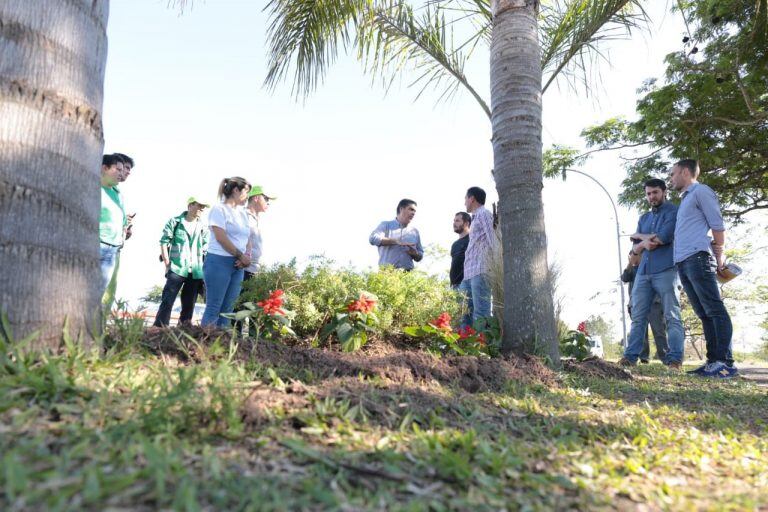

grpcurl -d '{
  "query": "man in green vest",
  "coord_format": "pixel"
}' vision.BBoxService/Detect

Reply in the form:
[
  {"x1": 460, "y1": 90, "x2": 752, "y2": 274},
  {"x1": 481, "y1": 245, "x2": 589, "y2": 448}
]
[
  {"x1": 99, "y1": 154, "x2": 126, "y2": 296},
  {"x1": 153, "y1": 197, "x2": 210, "y2": 326}
]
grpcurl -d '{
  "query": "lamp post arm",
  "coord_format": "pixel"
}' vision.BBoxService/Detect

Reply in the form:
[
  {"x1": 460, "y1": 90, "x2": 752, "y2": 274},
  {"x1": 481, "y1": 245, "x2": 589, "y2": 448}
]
[{"x1": 564, "y1": 169, "x2": 629, "y2": 348}]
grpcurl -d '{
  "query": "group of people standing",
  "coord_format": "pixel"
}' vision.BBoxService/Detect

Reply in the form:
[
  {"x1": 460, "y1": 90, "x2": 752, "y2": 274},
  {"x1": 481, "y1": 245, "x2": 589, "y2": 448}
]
[
  {"x1": 618, "y1": 159, "x2": 737, "y2": 378},
  {"x1": 98, "y1": 162, "x2": 273, "y2": 328},
  {"x1": 100, "y1": 156, "x2": 735, "y2": 377},
  {"x1": 369, "y1": 186, "x2": 498, "y2": 328}
]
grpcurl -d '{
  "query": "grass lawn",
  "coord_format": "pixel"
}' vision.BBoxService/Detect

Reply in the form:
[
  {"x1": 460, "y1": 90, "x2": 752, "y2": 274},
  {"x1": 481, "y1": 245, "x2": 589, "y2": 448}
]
[{"x1": 1, "y1": 325, "x2": 766, "y2": 511}]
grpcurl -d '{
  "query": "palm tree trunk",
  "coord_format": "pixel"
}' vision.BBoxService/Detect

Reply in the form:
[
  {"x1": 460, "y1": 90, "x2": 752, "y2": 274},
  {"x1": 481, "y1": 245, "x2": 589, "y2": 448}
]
[
  {"x1": 0, "y1": 1, "x2": 109, "y2": 348},
  {"x1": 490, "y1": 0, "x2": 560, "y2": 364}
]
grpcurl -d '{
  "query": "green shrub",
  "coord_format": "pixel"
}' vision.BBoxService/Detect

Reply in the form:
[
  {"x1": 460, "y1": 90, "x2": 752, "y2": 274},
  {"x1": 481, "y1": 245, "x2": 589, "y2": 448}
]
[
  {"x1": 237, "y1": 258, "x2": 462, "y2": 339},
  {"x1": 559, "y1": 330, "x2": 591, "y2": 361}
]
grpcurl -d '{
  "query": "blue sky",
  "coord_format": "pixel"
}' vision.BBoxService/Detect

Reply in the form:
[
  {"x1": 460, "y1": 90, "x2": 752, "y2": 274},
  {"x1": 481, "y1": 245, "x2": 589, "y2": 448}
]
[{"x1": 102, "y1": 0, "x2": 766, "y2": 348}]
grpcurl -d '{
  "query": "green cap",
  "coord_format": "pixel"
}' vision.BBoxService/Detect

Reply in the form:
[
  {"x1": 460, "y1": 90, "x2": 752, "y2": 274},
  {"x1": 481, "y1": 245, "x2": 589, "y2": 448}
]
[
  {"x1": 248, "y1": 185, "x2": 276, "y2": 200},
  {"x1": 187, "y1": 196, "x2": 210, "y2": 208}
]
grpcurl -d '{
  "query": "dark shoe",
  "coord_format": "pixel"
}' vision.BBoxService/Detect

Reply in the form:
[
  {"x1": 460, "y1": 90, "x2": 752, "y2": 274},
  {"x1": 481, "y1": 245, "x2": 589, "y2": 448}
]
[
  {"x1": 686, "y1": 363, "x2": 708, "y2": 375},
  {"x1": 665, "y1": 361, "x2": 682, "y2": 371},
  {"x1": 701, "y1": 361, "x2": 738, "y2": 379},
  {"x1": 618, "y1": 357, "x2": 636, "y2": 367},
  {"x1": 640, "y1": 359, "x2": 650, "y2": 364}
]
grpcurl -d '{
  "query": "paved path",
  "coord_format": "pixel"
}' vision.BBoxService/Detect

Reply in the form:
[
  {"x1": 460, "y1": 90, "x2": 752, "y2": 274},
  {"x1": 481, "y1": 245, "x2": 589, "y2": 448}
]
[{"x1": 739, "y1": 365, "x2": 768, "y2": 387}]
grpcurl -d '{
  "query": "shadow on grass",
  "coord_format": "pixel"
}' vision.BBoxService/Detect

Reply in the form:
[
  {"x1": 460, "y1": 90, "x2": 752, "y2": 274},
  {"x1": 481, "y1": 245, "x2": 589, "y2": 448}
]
[{"x1": 563, "y1": 367, "x2": 768, "y2": 436}]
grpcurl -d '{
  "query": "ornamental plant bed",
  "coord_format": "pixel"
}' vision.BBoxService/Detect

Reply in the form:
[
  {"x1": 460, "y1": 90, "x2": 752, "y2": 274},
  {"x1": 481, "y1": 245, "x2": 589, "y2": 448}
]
[{"x1": 137, "y1": 326, "x2": 558, "y2": 393}]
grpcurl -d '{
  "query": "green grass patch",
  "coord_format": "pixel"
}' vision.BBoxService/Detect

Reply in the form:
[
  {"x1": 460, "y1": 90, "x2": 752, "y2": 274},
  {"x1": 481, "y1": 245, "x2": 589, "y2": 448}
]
[{"x1": 1, "y1": 335, "x2": 766, "y2": 510}]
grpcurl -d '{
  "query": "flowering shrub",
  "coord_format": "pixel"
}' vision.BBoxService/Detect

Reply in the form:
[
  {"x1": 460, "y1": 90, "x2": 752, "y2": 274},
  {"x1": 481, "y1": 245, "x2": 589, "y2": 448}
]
[
  {"x1": 560, "y1": 321, "x2": 591, "y2": 361},
  {"x1": 403, "y1": 313, "x2": 492, "y2": 357},
  {"x1": 321, "y1": 292, "x2": 380, "y2": 352},
  {"x1": 237, "y1": 259, "x2": 461, "y2": 337},
  {"x1": 227, "y1": 289, "x2": 295, "y2": 340}
]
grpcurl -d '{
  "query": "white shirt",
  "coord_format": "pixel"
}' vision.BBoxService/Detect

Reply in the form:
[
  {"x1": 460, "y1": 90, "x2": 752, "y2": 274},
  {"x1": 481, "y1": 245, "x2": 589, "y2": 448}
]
[
  {"x1": 246, "y1": 211, "x2": 263, "y2": 273},
  {"x1": 181, "y1": 218, "x2": 199, "y2": 241},
  {"x1": 207, "y1": 203, "x2": 250, "y2": 256}
]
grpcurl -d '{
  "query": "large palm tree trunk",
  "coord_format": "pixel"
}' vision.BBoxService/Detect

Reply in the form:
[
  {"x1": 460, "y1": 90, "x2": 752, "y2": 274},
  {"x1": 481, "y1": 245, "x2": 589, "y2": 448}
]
[
  {"x1": 490, "y1": 0, "x2": 560, "y2": 363},
  {"x1": 0, "y1": 1, "x2": 109, "y2": 348}
]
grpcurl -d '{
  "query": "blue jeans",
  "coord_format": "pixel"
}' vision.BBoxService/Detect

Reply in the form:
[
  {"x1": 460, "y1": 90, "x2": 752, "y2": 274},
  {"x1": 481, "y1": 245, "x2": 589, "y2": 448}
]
[
  {"x1": 459, "y1": 274, "x2": 492, "y2": 327},
  {"x1": 202, "y1": 254, "x2": 244, "y2": 327},
  {"x1": 638, "y1": 299, "x2": 668, "y2": 361},
  {"x1": 623, "y1": 268, "x2": 684, "y2": 363},
  {"x1": 99, "y1": 243, "x2": 120, "y2": 294},
  {"x1": 677, "y1": 252, "x2": 733, "y2": 365}
]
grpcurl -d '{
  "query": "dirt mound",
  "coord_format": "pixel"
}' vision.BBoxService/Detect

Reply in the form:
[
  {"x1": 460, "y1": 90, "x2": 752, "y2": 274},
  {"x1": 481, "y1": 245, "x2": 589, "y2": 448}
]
[
  {"x1": 139, "y1": 326, "x2": 557, "y2": 393},
  {"x1": 563, "y1": 357, "x2": 633, "y2": 381}
]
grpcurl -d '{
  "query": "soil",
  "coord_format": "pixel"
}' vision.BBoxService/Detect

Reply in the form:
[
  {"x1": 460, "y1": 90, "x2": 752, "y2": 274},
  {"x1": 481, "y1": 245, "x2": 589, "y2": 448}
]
[
  {"x1": 562, "y1": 357, "x2": 634, "y2": 381},
  {"x1": 138, "y1": 326, "x2": 558, "y2": 393}
]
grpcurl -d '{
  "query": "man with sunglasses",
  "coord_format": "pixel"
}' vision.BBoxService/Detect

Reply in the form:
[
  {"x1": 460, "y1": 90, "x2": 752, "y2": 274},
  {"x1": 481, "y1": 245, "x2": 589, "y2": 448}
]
[{"x1": 244, "y1": 185, "x2": 275, "y2": 280}]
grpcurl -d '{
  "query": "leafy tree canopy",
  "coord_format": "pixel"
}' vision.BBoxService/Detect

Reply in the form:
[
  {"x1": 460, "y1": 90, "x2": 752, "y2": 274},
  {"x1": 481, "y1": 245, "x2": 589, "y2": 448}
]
[{"x1": 545, "y1": 0, "x2": 768, "y2": 220}]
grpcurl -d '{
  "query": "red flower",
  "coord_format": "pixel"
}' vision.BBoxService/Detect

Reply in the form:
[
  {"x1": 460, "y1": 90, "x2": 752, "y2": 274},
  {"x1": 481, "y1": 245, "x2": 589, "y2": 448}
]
[
  {"x1": 257, "y1": 289, "x2": 286, "y2": 316},
  {"x1": 458, "y1": 326, "x2": 476, "y2": 339},
  {"x1": 432, "y1": 312, "x2": 452, "y2": 332},
  {"x1": 477, "y1": 332, "x2": 486, "y2": 345},
  {"x1": 347, "y1": 294, "x2": 377, "y2": 314},
  {"x1": 577, "y1": 321, "x2": 589, "y2": 336}
]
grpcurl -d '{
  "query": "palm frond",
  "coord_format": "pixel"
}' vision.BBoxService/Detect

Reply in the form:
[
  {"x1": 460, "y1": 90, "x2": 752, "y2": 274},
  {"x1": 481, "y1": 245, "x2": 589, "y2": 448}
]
[
  {"x1": 539, "y1": 0, "x2": 649, "y2": 94},
  {"x1": 359, "y1": 2, "x2": 491, "y2": 117},
  {"x1": 264, "y1": 0, "x2": 369, "y2": 97}
]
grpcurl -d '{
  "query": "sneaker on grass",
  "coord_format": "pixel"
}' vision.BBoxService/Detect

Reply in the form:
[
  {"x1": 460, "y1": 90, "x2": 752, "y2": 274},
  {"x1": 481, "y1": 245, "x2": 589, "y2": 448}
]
[
  {"x1": 700, "y1": 361, "x2": 739, "y2": 379},
  {"x1": 618, "y1": 357, "x2": 636, "y2": 367},
  {"x1": 686, "y1": 363, "x2": 708, "y2": 375}
]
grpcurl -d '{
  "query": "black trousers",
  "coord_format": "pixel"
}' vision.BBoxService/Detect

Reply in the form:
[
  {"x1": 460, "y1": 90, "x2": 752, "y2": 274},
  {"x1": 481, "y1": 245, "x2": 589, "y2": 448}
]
[{"x1": 153, "y1": 271, "x2": 203, "y2": 327}]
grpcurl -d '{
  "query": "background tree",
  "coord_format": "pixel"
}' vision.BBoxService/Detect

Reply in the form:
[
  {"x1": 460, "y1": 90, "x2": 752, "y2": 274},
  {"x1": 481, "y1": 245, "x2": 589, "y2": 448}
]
[
  {"x1": 545, "y1": 0, "x2": 767, "y2": 219},
  {"x1": 0, "y1": 1, "x2": 109, "y2": 347},
  {"x1": 264, "y1": 0, "x2": 645, "y2": 361}
]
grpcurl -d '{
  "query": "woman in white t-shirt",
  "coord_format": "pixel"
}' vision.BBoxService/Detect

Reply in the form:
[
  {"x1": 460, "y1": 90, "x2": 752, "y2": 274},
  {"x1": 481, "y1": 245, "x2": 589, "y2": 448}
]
[{"x1": 201, "y1": 176, "x2": 252, "y2": 327}]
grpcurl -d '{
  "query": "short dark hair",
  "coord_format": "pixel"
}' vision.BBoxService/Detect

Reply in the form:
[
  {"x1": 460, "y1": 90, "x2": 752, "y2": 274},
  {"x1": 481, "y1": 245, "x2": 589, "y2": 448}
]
[
  {"x1": 113, "y1": 153, "x2": 135, "y2": 167},
  {"x1": 675, "y1": 159, "x2": 700, "y2": 178},
  {"x1": 455, "y1": 211, "x2": 472, "y2": 225},
  {"x1": 397, "y1": 199, "x2": 417, "y2": 214},
  {"x1": 466, "y1": 186, "x2": 486, "y2": 205},
  {"x1": 102, "y1": 154, "x2": 122, "y2": 167},
  {"x1": 643, "y1": 178, "x2": 666, "y2": 191}
]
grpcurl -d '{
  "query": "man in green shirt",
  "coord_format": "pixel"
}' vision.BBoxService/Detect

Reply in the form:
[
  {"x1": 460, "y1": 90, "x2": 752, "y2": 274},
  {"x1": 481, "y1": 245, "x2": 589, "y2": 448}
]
[
  {"x1": 99, "y1": 154, "x2": 126, "y2": 295},
  {"x1": 101, "y1": 153, "x2": 135, "y2": 311},
  {"x1": 153, "y1": 197, "x2": 210, "y2": 326}
]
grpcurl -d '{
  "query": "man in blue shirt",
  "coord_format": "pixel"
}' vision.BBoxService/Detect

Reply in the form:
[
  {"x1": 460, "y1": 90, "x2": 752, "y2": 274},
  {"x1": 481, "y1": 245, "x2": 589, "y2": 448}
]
[
  {"x1": 369, "y1": 199, "x2": 424, "y2": 270},
  {"x1": 620, "y1": 179, "x2": 684, "y2": 368},
  {"x1": 669, "y1": 159, "x2": 737, "y2": 378}
]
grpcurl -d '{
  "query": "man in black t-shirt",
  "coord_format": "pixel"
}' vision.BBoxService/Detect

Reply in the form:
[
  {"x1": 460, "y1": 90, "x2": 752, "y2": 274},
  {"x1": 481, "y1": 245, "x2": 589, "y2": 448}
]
[{"x1": 449, "y1": 212, "x2": 471, "y2": 288}]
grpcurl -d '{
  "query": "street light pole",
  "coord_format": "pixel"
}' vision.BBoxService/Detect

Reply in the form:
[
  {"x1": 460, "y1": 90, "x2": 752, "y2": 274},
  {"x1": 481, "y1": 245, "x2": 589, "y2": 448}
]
[{"x1": 564, "y1": 169, "x2": 628, "y2": 347}]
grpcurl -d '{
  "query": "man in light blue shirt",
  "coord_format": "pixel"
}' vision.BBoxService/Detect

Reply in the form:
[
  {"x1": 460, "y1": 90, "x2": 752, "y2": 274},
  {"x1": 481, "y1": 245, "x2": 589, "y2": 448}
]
[
  {"x1": 369, "y1": 199, "x2": 424, "y2": 270},
  {"x1": 669, "y1": 159, "x2": 736, "y2": 378}
]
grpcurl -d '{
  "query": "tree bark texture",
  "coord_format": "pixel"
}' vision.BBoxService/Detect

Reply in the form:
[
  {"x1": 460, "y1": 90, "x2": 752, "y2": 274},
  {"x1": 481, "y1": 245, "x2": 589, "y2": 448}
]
[
  {"x1": 489, "y1": 0, "x2": 560, "y2": 363},
  {"x1": 0, "y1": 0, "x2": 109, "y2": 347}
]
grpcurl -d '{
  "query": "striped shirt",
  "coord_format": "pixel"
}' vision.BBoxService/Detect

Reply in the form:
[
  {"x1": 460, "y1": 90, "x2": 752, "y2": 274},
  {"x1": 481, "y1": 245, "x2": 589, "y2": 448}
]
[{"x1": 463, "y1": 205, "x2": 496, "y2": 281}]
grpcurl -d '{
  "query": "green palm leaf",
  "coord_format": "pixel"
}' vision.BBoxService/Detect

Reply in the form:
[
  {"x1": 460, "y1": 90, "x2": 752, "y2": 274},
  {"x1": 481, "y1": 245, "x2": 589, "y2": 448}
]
[
  {"x1": 540, "y1": 0, "x2": 649, "y2": 93},
  {"x1": 264, "y1": 0, "x2": 647, "y2": 110}
]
